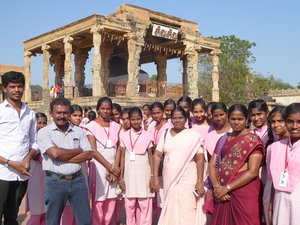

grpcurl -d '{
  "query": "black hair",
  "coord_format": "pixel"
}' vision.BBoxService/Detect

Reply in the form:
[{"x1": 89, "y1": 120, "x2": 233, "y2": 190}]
[
  {"x1": 192, "y1": 98, "x2": 207, "y2": 111},
  {"x1": 284, "y1": 103, "x2": 300, "y2": 120},
  {"x1": 96, "y1": 97, "x2": 112, "y2": 111},
  {"x1": 112, "y1": 103, "x2": 122, "y2": 114},
  {"x1": 228, "y1": 104, "x2": 248, "y2": 119},
  {"x1": 36, "y1": 112, "x2": 47, "y2": 120},
  {"x1": 121, "y1": 107, "x2": 130, "y2": 116},
  {"x1": 1, "y1": 71, "x2": 25, "y2": 88},
  {"x1": 88, "y1": 110, "x2": 97, "y2": 121},
  {"x1": 70, "y1": 104, "x2": 83, "y2": 114},
  {"x1": 211, "y1": 102, "x2": 228, "y2": 115},
  {"x1": 177, "y1": 96, "x2": 192, "y2": 109},
  {"x1": 150, "y1": 102, "x2": 164, "y2": 111},
  {"x1": 128, "y1": 107, "x2": 143, "y2": 119},
  {"x1": 248, "y1": 99, "x2": 268, "y2": 113},
  {"x1": 84, "y1": 106, "x2": 92, "y2": 113},
  {"x1": 207, "y1": 101, "x2": 217, "y2": 110},
  {"x1": 171, "y1": 106, "x2": 188, "y2": 120},
  {"x1": 142, "y1": 104, "x2": 150, "y2": 109},
  {"x1": 50, "y1": 97, "x2": 71, "y2": 112},
  {"x1": 164, "y1": 99, "x2": 176, "y2": 109},
  {"x1": 266, "y1": 105, "x2": 286, "y2": 148}
]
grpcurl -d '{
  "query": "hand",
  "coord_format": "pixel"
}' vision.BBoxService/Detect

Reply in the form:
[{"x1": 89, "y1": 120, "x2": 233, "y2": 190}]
[
  {"x1": 151, "y1": 176, "x2": 160, "y2": 193},
  {"x1": 119, "y1": 179, "x2": 126, "y2": 192},
  {"x1": 213, "y1": 185, "x2": 229, "y2": 199},
  {"x1": 220, "y1": 194, "x2": 231, "y2": 201},
  {"x1": 22, "y1": 157, "x2": 31, "y2": 171},
  {"x1": 9, "y1": 161, "x2": 32, "y2": 177},
  {"x1": 110, "y1": 174, "x2": 118, "y2": 183},
  {"x1": 112, "y1": 166, "x2": 121, "y2": 177},
  {"x1": 195, "y1": 181, "x2": 205, "y2": 198}
]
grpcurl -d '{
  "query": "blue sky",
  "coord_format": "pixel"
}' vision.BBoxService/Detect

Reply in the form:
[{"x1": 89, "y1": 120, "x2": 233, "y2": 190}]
[{"x1": 1, "y1": 0, "x2": 299, "y2": 87}]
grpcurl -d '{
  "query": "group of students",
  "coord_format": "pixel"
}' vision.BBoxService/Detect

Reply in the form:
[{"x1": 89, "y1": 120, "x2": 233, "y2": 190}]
[{"x1": 23, "y1": 94, "x2": 300, "y2": 225}]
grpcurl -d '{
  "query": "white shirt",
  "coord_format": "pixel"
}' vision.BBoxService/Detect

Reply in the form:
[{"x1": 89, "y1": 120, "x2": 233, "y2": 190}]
[{"x1": 0, "y1": 99, "x2": 37, "y2": 181}]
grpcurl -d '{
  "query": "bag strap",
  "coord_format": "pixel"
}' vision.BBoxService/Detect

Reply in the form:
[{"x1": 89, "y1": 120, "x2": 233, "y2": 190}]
[{"x1": 164, "y1": 128, "x2": 168, "y2": 141}]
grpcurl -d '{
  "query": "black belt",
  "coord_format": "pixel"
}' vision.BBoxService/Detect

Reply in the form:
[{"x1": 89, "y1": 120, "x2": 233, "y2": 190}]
[{"x1": 46, "y1": 170, "x2": 82, "y2": 180}]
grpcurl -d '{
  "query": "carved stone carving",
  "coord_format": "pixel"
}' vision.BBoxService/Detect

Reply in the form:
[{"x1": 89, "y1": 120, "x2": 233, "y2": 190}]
[
  {"x1": 42, "y1": 44, "x2": 51, "y2": 100},
  {"x1": 63, "y1": 36, "x2": 74, "y2": 98},
  {"x1": 74, "y1": 47, "x2": 90, "y2": 95},
  {"x1": 155, "y1": 55, "x2": 167, "y2": 97},
  {"x1": 24, "y1": 50, "x2": 32, "y2": 102},
  {"x1": 210, "y1": 49, "x2": 221, "y2": 101}
]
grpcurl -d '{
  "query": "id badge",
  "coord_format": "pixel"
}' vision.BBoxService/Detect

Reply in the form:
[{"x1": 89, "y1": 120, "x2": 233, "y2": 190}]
[
  {"x1": 130, "y1": 151, "x2": 135, "y2": 161},
  {"x1": 279, "y1": 171, "x2": 288, "y2": 188},
  {"x1": 106, "y1": 139, "x2": 112, "y2": 148}
]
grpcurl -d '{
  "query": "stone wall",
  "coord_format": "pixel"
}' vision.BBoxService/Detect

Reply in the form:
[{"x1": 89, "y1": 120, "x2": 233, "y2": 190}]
[{"x1": 268, "y1": 89, "x2": 300, "y2": 105}]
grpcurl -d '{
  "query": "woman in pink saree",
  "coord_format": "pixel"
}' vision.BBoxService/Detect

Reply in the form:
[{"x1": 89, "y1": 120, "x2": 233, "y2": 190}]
[
  {"x1": 152, "y1": 107, "x2": 206, "y2": 225},
  {"x1": 209, "y1": 104, "x2": 263, "y2": 225}
]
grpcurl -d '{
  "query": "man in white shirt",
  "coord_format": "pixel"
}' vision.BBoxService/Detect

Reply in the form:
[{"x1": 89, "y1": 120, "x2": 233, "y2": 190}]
[{"x1": 0, "y1": 71, "x2": 37, "y2": 225}]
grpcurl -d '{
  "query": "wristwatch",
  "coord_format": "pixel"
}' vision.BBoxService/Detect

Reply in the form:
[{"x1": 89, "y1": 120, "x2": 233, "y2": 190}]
[{"x1": 4, "y1": 159, "x2": 10, "y2": 168}]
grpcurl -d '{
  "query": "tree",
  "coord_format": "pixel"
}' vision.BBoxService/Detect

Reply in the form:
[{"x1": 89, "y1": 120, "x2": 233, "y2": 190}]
[{"x1": 198, "y1": 35, "x2": 293, "y2": 105}]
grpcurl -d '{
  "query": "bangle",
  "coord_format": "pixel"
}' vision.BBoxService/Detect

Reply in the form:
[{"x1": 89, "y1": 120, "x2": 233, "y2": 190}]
[
  {"x1": 197, "y1": 180, "x2": 204, "y2": 183},
  {"x1": 226, "y1": 184, "x2": 231, "y2": 192}
]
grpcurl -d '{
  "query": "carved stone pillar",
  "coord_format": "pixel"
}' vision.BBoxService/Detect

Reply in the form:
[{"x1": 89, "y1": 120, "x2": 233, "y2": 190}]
[
  {"x1": 53, "y1": 54, "x2": 64, "y2": 86},
  {"x1": 183, "y1": 41, "x2": 199, "y2": 99},
  {"x1": 155, "y1": 55, "x2": 167, "y2": 97},
  {"x1": 74, "y1": 47, "x2": 90, "y2": 96},
  {"x1": 63, "y1": 36, "x2": 73, "y2": 98},
  {"x1": 182, "y1": 56, "x2": 188, "y2": 96},
  {"x1": 210, "y1": 49, "x2": 221, "y2": 102},
  {"x1": 42, "y1": 44, "x2": 51, "y2": 100},
  {"x1": 100, "y1": 45, "x2": 113, "y2": 95},
  {"x1": 24, "y1": 50, "x2": 32, "y2": 102},
  {"x1": 126, "y1": 37, "x2": 143, "y2": 97},
  {"x1": 91, "y1": 25, "x2": 105, "y2": 97}
]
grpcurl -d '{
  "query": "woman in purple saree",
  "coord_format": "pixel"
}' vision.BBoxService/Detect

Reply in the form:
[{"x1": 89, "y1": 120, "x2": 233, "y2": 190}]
[{"x1": 209, "y1": 104, "x2": 263, "y2": 225}]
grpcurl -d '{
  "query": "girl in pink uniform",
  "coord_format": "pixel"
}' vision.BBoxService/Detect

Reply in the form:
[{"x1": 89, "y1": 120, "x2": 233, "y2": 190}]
[
  {"x1": 268, "y1": 103, "x2": 300, "y2": 225},
  {"x1": 119, "y1": 107, "x2": 154, "y2": 225},
  {"x1": 177, "y1": 96, "x2": 193, "y2": 128},
  {"x1": 26, "y1": 113, "x2": 47, "y2": 225},
  {"x1": 148, "y1": 102, "x2": 172, "y2": 218},
  {"x1": 163, "y1": 99, "x2": 176, "y2": 121},
  {"x1": 86, "y1": 97, "x2": 121, "y2": 225},
  {"x1": 191, "y1": 98, "x2": 210, "y2": 139}
]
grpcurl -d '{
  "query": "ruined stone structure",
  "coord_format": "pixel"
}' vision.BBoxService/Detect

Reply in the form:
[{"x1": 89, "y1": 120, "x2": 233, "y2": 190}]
[
  {"x1": 268, "y1": 89, "x2": 300, "y2": 106},
  {"x1": 23, "y1": 4, "x2": 220, "y2": 103},
  {"x1": 0, "y1": 64, "x2": 25, "y2": 102}
]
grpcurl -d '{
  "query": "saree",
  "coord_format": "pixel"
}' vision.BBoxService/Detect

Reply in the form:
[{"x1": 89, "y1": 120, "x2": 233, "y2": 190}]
[
  {"x1": 156, "y1": 129, "x2": 205, "y2": 225},
  {"x1": 211, "y1": 132, "x2": 263, "y2": 225}
]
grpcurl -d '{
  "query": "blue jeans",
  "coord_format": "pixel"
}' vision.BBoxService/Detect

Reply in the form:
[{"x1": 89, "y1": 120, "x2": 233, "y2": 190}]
[{"x1": 45, "y1": 173, "x2": 91, "y2": 225}]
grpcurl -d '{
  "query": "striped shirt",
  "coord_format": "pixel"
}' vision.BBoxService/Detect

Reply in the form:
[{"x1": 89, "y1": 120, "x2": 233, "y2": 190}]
[{"x1": 37, "y1": 122, "x2": 91, "y2": 175}]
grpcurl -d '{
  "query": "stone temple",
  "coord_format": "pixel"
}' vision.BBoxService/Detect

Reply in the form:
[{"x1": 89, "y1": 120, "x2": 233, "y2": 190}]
[{"x1": 23, "y1": 4, "x2": 221, "y2": 106}]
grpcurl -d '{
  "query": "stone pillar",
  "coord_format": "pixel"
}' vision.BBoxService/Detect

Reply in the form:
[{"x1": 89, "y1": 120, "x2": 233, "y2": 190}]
[
  {"x1": 210, "y1": 49, "x2": 221, "y2": 102},
  {"x1": 155, "y1": 55, "x2": 167, "y2": 97},
  {"x1": 100, "y1": 45, "x2": 113, "y2": 95},
  {"x1": 42, "y1": 44, "x2": 51, "y2": 100},
  {"x1": 63, "y1": 36, "x2": 73, "y2": 98},
  {"x1": 53, "y1": 54, "x2": 64, "y2": 86},
  {"x1": 182, "y1": 56, "x2": 188, "y2": 96},
  {"x1": 126, "y1": 37, "x2": 143, "y2": 97},
  {"x1": 91, "y1": 25, "x2": 105, "y2": 97},
  {"x1": 24, "y1": 50, "x2": 32, "y2": 102},
  {"x1": 74, "y1": 47, "x2": 90, "y2": 96},
  {"x1": 183, "y1": 41, "x2": 200, "y2": 99}
]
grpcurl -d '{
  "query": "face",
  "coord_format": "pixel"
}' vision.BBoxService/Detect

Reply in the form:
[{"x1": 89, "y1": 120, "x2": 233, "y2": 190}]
[
  {"x1": 85, "y1": 110, "x2": 91, "y2": 117},
  {"x1": 122, "y1": 112, "x2": 130, "y2": 130},
  {"x1": 206, "y1": 108, "x2": 213, "y2": 123},
  {"x1": 70, "y1": 110, "x2": 83, "y2": 126},
  {"x1": 143, "y1": 106, "x2": 150, "y2": 117},
  {"x1": 164, "y1": 104, "x2": 174, "y2": 119},
  {"x1": 98, "y1": 102, "x2": 111, "y2": 120},
  {"x1": 212, "y1": 109, "x2": 228, "y2": 129},
  {"x1": 152, "y1": 107, "x2": 164, "y2": 123},
  {"x1": 229, "y1": 110, "x2": 247, "y2": 133},
  {"x1": 51, "y1": 104, "x2": 70, "y2": 128},
  {"x1": 130, "y1": 113, "x2": 142, "y2": 130},
  {"x1": 3, "y1": 82, "x2": 24, "y2": 101},
  {"x1": 192, "y1": 105, "x2": 206, "y2": 123},
  {"x1": 270, "y1": 112, "x2": 288, "y2": 137},
  {"x1": 171, "y1": 110, "x2": 186, "y2": 130},
  {"x1": 112, "y1": 109, "x2": 121, "y2": 123},
  {"x1": 36, "y1": 117, "x2": 47, "y2": 131},
  {"x1": 285, "y1": 112, "x2": 300, "y2": 141},
  {"x1": 178, "y1": 101, "x2": 190, "y2": 115},
  {"x1": 250, "y1": 108, "x2": 268, "y2": 128}
]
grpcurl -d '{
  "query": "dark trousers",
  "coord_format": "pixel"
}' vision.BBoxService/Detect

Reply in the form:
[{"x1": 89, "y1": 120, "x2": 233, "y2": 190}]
[{"x1": 0, "y1": 180, "x2": 28, "y2": 225}]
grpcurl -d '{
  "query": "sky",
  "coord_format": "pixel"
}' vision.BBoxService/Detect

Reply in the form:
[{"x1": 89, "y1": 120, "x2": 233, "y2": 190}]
[{"x1": 0, "y1": 0, "x2": 299, "y2": 87}]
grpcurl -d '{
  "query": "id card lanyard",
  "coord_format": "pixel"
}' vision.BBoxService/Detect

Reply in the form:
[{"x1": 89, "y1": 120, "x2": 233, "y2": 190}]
[
  {"x1": 154, "y1": 120, "x2": 166, "y2": 145},
  {"x1": 98, "y1": 119, "x2": 112, "y2": 148},
  {"x1": 129, "y1": 129, "x2": 142, "y2": 161},
  {"x1": 279, "y1": 141, "x2": 292, "y2": 188}
]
